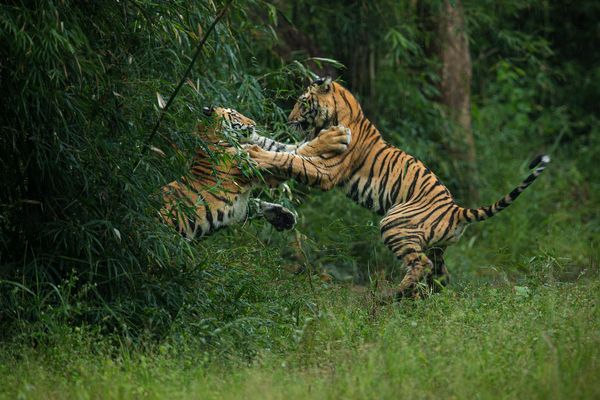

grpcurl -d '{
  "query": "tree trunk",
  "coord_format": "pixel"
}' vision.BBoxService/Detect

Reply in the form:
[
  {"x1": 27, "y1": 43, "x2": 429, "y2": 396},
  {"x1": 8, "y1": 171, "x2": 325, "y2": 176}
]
[{"x1": 438, "y1": 0, "x2": 478, "y2": 203}]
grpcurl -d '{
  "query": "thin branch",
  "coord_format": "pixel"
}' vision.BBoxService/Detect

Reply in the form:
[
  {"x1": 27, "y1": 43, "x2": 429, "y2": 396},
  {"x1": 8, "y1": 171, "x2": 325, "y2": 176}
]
[{"x1": 143, "y1": 0, "x2": 233, "y2": 150}]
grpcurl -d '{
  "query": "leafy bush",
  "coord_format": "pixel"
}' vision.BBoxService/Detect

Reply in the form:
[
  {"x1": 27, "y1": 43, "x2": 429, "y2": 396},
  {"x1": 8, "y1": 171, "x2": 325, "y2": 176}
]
[{"x1": 0, "y1": 0, "x2": 317, "y2": 349}]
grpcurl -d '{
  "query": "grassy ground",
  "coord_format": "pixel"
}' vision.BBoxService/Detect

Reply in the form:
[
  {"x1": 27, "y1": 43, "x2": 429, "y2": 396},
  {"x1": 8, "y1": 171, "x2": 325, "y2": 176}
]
[{"x1": 1, "y1": 270, "x2": 598, "y2": 399}]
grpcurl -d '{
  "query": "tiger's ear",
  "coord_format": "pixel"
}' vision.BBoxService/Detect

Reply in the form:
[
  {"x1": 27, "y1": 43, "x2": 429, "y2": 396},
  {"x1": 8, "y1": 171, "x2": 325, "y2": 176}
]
[{"x1": 313, "y1": 76, "x2": 332, "y2": 93}]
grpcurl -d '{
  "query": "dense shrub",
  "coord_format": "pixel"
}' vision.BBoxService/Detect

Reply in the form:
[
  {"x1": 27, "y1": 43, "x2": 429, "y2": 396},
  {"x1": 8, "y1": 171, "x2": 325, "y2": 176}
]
[{"x1": 0, "y1": 0, "x2": 311, "y2": 348}]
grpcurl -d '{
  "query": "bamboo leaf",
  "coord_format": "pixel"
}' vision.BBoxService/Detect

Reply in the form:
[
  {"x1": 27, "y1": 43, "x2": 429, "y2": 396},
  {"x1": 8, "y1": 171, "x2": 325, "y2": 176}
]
[{"x1": 156, "y1": 92, "x2": 166, "y2": 109}]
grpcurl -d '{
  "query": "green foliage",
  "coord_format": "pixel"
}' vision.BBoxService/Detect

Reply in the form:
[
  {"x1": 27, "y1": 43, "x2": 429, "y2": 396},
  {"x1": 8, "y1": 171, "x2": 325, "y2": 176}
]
[
  {"x1": 0, "y1": 0, "x2": 314, "y2": 348},
  {"x1": 0, "y1": 0, "x2": 598, "y2": 380}
]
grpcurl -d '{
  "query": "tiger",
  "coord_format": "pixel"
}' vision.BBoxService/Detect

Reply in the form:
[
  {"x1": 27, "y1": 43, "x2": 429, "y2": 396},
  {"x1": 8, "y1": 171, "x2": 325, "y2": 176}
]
[
  {"x1": 160, "y1": 106, "x2": 351, "y2": 239},
  {"x1": 245, "y1": 77, "x2": 550, "y2": 299}
]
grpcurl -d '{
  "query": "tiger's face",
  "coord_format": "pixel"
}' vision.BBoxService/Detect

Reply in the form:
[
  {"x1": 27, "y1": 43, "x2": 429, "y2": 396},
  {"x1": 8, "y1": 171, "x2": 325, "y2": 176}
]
[
  {"x1": 288, "y1": 77, "x2": 338, "y2": 140},
  {"x1": 201, "y1": 106, "x2": 257, "y2": 140}
]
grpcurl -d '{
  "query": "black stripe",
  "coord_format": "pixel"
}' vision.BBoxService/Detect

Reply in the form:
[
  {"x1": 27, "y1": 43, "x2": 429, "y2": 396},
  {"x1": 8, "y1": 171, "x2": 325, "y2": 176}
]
[
  {"x1": 361, "y1": 147, "x2": 389, "y2": 197},
  {"x1": 405, "y1": 169, "x2": 421, "y2": 200}
]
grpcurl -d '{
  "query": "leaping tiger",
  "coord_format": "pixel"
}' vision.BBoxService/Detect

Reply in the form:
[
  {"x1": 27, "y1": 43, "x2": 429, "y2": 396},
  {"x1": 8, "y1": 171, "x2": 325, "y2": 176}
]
[
  {"x1": 160, "y1": 106, "x2": 351, "y2": 239},
  {"x1": 246, "y1": 77, "x2": 550, "y2": 299}
]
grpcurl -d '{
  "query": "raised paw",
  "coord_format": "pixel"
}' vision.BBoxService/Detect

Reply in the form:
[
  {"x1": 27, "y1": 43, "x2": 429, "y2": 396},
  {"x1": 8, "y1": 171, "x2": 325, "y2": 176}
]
[{"x1": 315, "y1": 125, "x2": 351, "y2": 156}]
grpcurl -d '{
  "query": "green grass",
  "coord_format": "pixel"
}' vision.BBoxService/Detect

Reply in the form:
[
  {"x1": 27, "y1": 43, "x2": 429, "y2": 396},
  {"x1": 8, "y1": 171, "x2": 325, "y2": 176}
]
[{"x1": 1, "y1": 272, "x2": 598, "y2": 399}]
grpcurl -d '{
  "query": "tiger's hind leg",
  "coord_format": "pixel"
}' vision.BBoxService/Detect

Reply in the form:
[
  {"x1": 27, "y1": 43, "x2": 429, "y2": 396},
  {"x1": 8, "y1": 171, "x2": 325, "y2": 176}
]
[
  {"x1": 380, "y1": 206, "x2": 433, "y2": 300},
  {"x1": 396, "y1": 250, "x2": 434, "y2": 299},
  {"x1": 426, "y1": 247, "x2": 450, "y2": 292},
  {"x1": 259, "y1": 201, "x2": 297, "y2": 231}
]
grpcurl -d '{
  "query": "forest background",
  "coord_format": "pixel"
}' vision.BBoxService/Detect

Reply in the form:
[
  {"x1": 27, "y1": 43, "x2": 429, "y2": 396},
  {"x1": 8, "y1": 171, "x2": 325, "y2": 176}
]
[{"x1": 0, "y1": 1, "x2": 598, "y2": 398}]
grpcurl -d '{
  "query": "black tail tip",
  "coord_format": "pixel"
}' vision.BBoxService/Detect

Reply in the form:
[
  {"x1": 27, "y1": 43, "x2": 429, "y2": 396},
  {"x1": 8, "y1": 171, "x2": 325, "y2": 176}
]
[{"x1": 529, "y1": 154, "x2": 551, "y2": 169}]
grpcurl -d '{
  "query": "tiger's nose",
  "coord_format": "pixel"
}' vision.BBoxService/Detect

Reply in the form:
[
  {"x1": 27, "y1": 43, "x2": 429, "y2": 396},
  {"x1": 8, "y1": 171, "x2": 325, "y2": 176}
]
[{"x1": 202, "y1": 106, "x2": 214, "y2": 116}]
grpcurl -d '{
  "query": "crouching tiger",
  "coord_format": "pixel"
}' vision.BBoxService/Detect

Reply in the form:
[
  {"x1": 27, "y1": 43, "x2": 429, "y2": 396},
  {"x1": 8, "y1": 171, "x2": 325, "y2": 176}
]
[
  {"x1": 246, "y1": 77, "x2": 550, "y2": 299},
  {"x1": 160, "y1": 106, "x2": 351, "y2": 239}
]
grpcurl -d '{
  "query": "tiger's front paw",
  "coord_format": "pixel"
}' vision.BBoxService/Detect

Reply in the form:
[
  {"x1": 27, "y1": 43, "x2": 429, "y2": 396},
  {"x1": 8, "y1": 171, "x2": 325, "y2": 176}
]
[
  {"x1": 244, "y1": 144, "x2": 273, "y2": 169},
  {"x1": 316, "y1": 125, "x2": 351, "y2": 155}
]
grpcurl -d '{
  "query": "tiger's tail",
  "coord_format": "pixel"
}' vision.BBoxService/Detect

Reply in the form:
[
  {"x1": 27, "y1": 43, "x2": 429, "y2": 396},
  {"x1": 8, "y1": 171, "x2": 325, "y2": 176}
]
[{"x1": 460, "y1": 155, "x2": 550, "y2": 223}]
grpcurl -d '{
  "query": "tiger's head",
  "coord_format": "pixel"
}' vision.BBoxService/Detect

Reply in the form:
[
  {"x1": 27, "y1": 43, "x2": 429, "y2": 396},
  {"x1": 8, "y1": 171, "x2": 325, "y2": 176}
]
[
  {"x1": 199, "y1": 106, "x2": 256, "y2": 142},
  {"x1": 288, "y1": 77, "x2": 362, "y2": 140}
]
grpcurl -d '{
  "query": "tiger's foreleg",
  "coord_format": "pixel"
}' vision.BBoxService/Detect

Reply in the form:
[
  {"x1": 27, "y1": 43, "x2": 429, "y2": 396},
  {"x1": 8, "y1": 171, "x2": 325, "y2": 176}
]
[
  {"x1": 245, "y1": 145, "x2": 341, "y2": 191},
  {"x1": 247, "y1": 133, "x2": 300, "y2": 153},
  {"x1": 245, "y1": 125, "x2": 350, "y2": 190},
  {"x1": 247, "y1": 125, "x2": 351, "y2": 157}
]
